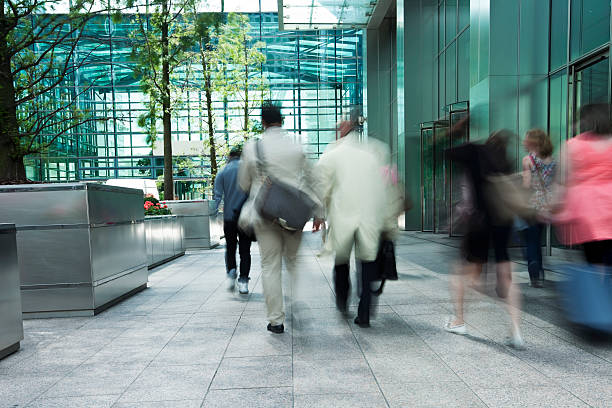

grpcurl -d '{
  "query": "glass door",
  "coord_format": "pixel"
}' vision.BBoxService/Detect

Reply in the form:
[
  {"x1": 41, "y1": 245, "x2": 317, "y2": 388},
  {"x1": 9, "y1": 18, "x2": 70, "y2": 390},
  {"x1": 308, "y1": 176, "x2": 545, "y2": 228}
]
[
  {"x1": 421, "y1": 125, "x2": 434, "y2": 232},
  {"x1": 433, "y1": 121, "x2": 450, "y2": 234},
  {"x1": 448, "y1": 106, "x2": 469, "y2": 236},
  {"x1": 570, "y1": 54, "x2": 609, "y2": 136}
]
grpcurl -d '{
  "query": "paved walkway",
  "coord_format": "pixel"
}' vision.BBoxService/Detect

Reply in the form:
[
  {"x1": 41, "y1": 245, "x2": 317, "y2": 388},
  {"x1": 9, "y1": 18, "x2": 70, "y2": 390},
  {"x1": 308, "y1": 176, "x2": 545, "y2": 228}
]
[{"x1": 2, "y1": 232, "x2": 612, "y2": 407}]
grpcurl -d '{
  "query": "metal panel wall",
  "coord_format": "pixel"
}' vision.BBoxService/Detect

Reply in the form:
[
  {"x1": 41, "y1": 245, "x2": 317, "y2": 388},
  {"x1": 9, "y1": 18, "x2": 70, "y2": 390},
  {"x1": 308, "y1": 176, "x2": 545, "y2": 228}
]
[
  {"x1": 163, "y1": 200, "x2": 218, "y2": 249},
  {"x1": 0, "y1": 183, "x2": 148, "y2": 317},
  {"x1": 0, "y1": 225, "x2": 24, "y2": 359}
]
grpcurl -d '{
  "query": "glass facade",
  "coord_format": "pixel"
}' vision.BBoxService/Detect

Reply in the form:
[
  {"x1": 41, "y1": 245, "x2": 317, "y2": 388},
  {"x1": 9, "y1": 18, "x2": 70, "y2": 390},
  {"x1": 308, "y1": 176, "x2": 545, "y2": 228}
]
[
  {"x1": 25, "y1": 10, "x2": 363, "y2": 198},
  {"x1": 401, "y1": 0, "x2": 611, "y2": 233}
]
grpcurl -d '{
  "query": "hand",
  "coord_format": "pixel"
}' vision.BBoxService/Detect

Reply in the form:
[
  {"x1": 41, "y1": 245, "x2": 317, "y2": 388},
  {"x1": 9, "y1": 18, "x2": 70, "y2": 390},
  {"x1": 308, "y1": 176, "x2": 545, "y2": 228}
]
[{"x1": 312, "y1": 218, "x2": 325, "y2": 232}]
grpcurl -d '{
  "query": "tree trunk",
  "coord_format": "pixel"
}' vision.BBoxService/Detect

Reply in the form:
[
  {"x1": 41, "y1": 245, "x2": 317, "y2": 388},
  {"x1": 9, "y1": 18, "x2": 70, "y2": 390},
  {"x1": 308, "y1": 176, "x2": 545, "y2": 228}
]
[
  {"x1": 0, "y1": 23, "x2": 27, "y2": 183},
  {"x1": 161, "y1": 3, "x2": 174, "y2": 200},
  {"x1": 203, "y1": 58, "x2": 217, "y2": 183},
  {"x1": 243, "y1": 35, "x2": 249, "y2": 136}
]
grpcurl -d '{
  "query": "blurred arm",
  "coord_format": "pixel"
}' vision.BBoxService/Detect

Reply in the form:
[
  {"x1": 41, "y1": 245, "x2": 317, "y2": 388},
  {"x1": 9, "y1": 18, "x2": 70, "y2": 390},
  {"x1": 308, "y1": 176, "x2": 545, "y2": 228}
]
[
  {"x1": 212, "y1": 170, "x2": 224, "y2": 215},
  {"x1": 522, "y1": 155, "x2": 532, "y2": 189},
  {"x1": 238, "y1": 142, "x2": 254, "y2": 193}
]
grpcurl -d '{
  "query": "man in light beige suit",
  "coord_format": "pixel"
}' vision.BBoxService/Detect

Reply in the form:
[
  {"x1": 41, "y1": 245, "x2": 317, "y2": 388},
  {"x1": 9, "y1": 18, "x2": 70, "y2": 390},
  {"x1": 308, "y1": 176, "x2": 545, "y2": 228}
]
[
  {"x1": 238, "y1": 103, "x2": 319, "y2": 334},
  {"x1": 314, "y1": 114, "x2": 400, "y2": 327}
]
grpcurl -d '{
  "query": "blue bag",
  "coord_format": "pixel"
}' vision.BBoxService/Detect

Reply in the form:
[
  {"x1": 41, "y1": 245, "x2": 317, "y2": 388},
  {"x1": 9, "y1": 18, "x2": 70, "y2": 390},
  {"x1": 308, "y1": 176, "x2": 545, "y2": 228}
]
[{"x1": 560, "y1": 264, "x2": 612, "y2": 333}]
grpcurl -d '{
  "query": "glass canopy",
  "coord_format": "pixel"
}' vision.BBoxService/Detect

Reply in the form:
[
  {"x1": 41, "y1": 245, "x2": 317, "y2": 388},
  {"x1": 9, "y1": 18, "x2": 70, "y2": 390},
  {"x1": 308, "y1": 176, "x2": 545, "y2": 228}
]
[{"x1": 279, "y1": 0, "x2": 377, "y2": 30}]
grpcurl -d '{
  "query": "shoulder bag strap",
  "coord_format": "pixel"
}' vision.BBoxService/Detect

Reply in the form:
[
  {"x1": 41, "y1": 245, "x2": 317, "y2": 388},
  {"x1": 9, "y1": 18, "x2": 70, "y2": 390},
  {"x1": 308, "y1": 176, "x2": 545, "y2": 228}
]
[
  {"x1": 254, "y1": 140, "x2": 267, "y2": 178},
  {"x1": 529, "y1": 154, "x2": 550, "y2": 205}
]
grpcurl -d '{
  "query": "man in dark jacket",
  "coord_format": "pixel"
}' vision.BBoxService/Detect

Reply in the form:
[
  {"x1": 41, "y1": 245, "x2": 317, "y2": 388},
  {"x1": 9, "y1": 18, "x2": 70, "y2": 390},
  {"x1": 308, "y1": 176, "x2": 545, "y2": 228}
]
[{"x1": 213, "y1": 146, "x2": 252, "y2": 294}]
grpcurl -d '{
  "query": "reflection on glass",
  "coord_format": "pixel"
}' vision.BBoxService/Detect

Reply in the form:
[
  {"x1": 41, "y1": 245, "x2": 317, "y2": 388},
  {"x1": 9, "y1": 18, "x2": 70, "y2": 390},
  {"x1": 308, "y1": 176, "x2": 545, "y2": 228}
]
[
  {"x1": 422, "y1": 127, "x2": 435, "y2": 231},
  {"x1": 550, "y1": 0, "x2": 568, "y2": 70},
  {"x1": 570, "y1": 0, "x2": 610, "y2": 59},
  {"x1": 574, "y1": 57, "x2": 609, "y2": 135},
  {"x1": 434, "y1": 123, "x2": 450, "y2": 234},
  {"x1": 449, "y1": 110, "x2": 468, "y2": 236}
]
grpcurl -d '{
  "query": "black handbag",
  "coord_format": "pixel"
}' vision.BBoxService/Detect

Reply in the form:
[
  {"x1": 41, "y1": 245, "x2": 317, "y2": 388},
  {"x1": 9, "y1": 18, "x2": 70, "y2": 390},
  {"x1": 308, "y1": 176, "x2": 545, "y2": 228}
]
[
  {"x1": 371, "y1": 239, "x2": 398, "y2": 296},
  {"x1": 254, "y1": 140, "x2": 316, "y2": 231}
]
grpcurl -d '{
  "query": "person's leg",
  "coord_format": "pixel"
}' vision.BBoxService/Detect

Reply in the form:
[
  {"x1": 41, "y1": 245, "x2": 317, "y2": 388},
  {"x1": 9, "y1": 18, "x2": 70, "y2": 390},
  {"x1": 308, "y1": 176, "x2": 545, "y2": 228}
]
[
  {"x1": 525, "y1": 223, "x2": 542, "y2": 284},
  {"x1": 356, "y1": 260, "x2": 376, "y2": 325},
  {"x1": 584, "y1": 241, "x2": 605, "y2": 265},
  {"x1": 255, "y1": 223, "x2": 284, "y2": 327},
  {"x1": 281, "y1": 229, "x2": 302, "y2": 289},
  {"x1": 224, "y1": 221, "x2": 238, "y2": 274},
  {"x1": 333, "y1": 236, "x2": 354, "y2": 313},
  {"x1": 493, "y1": 225, "x2": 523, "y2": 346},
  {"x1": 333, "y1": 263, "x2": 350, "y2": 312},
  {"x1": 448, "y1": 224, "x2": 487, "y2": 329},
  {"x1": 450, "y1": 262, "x2": 481, "y2": 327},
  {"x1": 237, "y1": 228, "x2": 252, "y2": 280}
]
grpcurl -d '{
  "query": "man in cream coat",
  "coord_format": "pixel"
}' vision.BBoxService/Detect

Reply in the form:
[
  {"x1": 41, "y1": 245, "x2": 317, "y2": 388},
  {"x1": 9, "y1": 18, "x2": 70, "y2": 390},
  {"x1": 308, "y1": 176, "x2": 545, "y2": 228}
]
[
  {"x1": 314, "y1": 114, "x2": 398, "y2": 327},
  {"x1": 238, "y1": 103, "x2": 320, "y2": 334}
]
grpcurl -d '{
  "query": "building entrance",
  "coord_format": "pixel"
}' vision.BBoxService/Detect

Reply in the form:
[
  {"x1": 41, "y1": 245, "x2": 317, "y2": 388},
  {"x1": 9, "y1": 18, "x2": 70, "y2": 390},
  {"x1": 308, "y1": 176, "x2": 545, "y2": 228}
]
[{"x1": 420, "y1": 102, "x2": 469, "y2": 235}]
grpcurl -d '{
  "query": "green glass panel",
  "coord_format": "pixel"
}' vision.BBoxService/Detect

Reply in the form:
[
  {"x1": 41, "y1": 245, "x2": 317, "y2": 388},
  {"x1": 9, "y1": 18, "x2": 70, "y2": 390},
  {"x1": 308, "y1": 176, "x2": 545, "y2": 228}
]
[
  {"x1": 570, "y1": 0, "x2": 610, "y2": 59},
  {"x1": 438, "y1": 4, "x2": 445, "y2": 52},
  {"x1": 446, "y1": 42, "x2": 456, "y2": 106},
  {"x1": 438, "y1": 57, "x2": 446, "y2": 117},
  {"x1": 548, "y1": 71, "x2": 567, "y2": 156},
  {"x1": 446, "y1": 0, "x2": 457, "y2": 44},
  {"x1": 458, "y1": 0, "x2": 469, "y2": 30},
  {"x1": 457, "y1": 30, "x2": 469, "y2": 102},
  {"x1": 551, "y1": 0, "x2": 569, "y2": 70}
]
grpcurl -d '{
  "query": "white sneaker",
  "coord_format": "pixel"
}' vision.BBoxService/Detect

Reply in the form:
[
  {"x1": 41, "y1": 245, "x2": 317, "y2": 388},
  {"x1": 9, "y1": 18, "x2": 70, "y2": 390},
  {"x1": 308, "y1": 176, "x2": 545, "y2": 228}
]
[
  {"x1": 506, "y1": 331, "x2": 526, "y2": 350},
  {"x1": 237, "y1": 278, "x2": 249, "y2": 294},
  {"x1": 444, "y1": 318, "x2": 467, "y2": 335},
  {"x1": 226, "y1": 269, "x2": 237, "y2": 291}
]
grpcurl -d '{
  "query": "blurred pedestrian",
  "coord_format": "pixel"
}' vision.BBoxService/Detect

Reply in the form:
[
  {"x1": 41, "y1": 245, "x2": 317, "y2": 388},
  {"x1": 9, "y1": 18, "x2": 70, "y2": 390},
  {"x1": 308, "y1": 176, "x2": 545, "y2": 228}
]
[
  {"x1": 556, "y1": 103, "x2": 612, "y2": 266},
  {"x1": 444, "y1": 126, "x2": 524, "y2": 348},
  {"x1": 314, "y1": 112, "x2": 400, "y2": 327},
  {"x1": 238, "y1": 103, "x2": 319, "y2": 334},
  {"x1": 520, "y1": 129, "x2": 557, "y2": 288},
  {"x1": 213, "y1": 145, "x2": 252, "y2": 294}
]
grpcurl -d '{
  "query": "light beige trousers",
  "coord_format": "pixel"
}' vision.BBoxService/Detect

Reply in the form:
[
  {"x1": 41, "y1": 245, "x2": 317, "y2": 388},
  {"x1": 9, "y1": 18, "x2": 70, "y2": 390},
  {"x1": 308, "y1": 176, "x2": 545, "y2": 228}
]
[{"x1": 255, "y1": 221, "x2": 302, "y2": 326}]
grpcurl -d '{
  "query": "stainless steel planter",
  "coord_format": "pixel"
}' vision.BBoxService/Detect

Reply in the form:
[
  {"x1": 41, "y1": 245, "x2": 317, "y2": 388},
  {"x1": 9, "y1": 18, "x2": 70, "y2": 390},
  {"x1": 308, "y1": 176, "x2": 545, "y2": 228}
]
[
  {"x1": 0, "y1": 183, "x2": 148, "y2": 318},
  {"x1": 0, "y1": 224, "x2": 23, "y2": 359},
  {"x1": 145, "y1": 215, "x2": 184, "y2": 268},
  {"x1": 161, "y1": 200, "x2": 221, "y2": 249}
]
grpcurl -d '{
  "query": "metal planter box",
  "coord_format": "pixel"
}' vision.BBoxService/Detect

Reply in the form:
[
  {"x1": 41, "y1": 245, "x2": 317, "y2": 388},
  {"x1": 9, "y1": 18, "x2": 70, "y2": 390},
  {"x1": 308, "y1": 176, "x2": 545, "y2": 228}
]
[
  {"x1": 0, "y1": 183, "x2": 148, "y2": 318},
  {"x1": 161, "y1": 200, "x2": 221, "y2": 249},
  {"x1": 0, "y1": 224, "x2": 23, "y2": 359},
  {"x1": 145, "y1": 215, "x2": 184, "y2": 268}
]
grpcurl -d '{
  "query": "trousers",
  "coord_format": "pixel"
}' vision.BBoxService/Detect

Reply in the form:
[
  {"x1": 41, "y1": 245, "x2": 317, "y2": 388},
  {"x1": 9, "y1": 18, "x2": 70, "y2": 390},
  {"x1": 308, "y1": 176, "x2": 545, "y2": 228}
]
[
  {"x1": 334, "y1": 260, "x2": 377, "y2": 323},
  {"x1": 224, "y1": 220, "x2": 252, "y2": 279},
  {"x1": 523, "y1": 223, "x2": 544, "y2": 282},
  {"x1": 255, "y1": 221, "x2": 302, "y2": 325}
]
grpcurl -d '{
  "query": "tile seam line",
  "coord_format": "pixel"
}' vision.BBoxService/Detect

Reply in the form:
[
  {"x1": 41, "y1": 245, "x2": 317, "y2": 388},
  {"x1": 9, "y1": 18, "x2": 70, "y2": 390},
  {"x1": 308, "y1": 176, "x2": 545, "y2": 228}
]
[
  {"x1": 200, "y1": 262, "x2": 264, "y2": 408},
  {"x1": 345, "y1": 293, "x2": 393, "y2": 408},
  {"x1": 111, "y1": 265, "x2": 227, "y2": 408},
  {"x1": 27, "y1": 320, "x2": 132, "y2": 406},
  {"x1": 397, "y1": 310, "x2": 492, "y2": 407}
]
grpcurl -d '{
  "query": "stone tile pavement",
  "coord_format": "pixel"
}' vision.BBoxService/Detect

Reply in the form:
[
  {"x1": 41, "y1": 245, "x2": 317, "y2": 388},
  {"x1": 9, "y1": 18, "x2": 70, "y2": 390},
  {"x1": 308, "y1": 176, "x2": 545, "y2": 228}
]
[{"x1": 1, "y1": 231, "x2": 612, "y2": 407}]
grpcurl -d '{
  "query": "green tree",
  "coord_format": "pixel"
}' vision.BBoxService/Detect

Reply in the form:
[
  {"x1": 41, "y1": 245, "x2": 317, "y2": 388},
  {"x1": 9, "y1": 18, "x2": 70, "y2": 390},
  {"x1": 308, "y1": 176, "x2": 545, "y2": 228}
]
[
  {"x1": 215, "y1": 13, "x2": 268, "y2": 139},
  {"x1": 189, "y1": 10, "x2": 223, "y2": 182},
  {"x1": 0, "y1": 0, "x2": 119, "y2": 183},
  {"x1": 130, "y1": 0, "x2": 195, "y2": 200}
]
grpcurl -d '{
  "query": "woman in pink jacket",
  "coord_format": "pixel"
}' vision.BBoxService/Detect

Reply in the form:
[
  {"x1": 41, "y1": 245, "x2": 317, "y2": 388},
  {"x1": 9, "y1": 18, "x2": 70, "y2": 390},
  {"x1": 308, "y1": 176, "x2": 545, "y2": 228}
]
[{"x1": 557, "y1": 103, "x2": 612, "y2": 266}]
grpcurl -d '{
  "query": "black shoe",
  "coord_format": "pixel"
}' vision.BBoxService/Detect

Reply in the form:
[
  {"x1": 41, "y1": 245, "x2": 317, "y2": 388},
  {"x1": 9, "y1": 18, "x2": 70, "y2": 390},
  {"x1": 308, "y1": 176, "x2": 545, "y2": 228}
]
[
  {"x1": 354, "y1": 316, "x2": 370, "y2": 328},
  {"x1": 336, "y1": 298, "x2": 348, "y2": 314},
  {"x1": 267, "y1": 323, "x2": 284, "y2": 334},
  {"x1": 530, "y1": 280, "x2": 543, "y2": 288}
]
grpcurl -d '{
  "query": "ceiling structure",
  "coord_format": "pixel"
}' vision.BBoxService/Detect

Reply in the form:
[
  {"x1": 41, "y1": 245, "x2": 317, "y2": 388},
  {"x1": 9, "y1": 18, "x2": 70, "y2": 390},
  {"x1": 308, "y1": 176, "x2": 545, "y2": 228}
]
[{"x1": 277, "y1": 0, "x2": 378, "y2": 31}]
